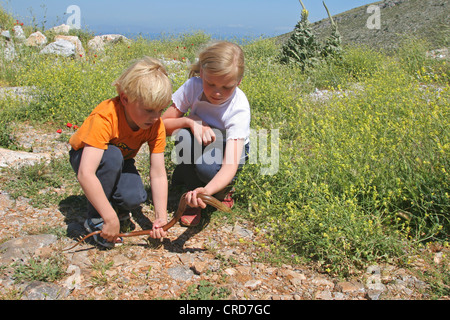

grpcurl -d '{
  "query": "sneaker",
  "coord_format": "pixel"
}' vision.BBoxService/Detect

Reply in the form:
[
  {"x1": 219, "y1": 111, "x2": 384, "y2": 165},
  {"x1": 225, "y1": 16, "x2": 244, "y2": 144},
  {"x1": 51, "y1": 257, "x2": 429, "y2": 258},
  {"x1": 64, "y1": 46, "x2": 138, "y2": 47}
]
[
  {"x1": 130, "y1": 206, "x2": 153, "y2": 230},
  {"x1": 84, "y1": 218, "x2": 123, "y2": 249},
  {"x1": 180, "y1": 207, "x2": 202, "y2": 227},
  {"x1": 118, "y1": 212, "x2": 136, "y2": 233}
]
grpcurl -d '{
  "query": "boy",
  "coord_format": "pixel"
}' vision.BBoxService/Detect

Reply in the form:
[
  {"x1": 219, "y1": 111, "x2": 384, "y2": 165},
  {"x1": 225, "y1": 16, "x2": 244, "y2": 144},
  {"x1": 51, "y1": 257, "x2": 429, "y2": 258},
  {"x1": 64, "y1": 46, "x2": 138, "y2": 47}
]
[{"x1": 69, "y1": 57, "x2": 172, "y2": 248}]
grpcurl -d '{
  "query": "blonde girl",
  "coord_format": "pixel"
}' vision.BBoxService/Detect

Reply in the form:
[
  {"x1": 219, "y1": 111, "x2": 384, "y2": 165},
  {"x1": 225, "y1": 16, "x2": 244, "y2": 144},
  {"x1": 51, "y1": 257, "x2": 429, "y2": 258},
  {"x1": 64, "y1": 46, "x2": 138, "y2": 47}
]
[{"x1": 162, "y1": 41, "x2": 251, "y2": 227}]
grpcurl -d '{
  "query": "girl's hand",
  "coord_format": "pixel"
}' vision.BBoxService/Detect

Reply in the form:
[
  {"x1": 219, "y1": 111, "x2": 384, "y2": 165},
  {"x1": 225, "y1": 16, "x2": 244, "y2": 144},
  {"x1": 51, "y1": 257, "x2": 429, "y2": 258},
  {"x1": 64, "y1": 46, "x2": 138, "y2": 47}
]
[
  {"x1": 188, "y1": 115, "x2": 216, "y2": 146},
  {"x1": 185, "y1": 188, "x2": 209, "y2": 209},
  {"x1": 149, "y1": 217, "x2": 168, "y2": 239}
]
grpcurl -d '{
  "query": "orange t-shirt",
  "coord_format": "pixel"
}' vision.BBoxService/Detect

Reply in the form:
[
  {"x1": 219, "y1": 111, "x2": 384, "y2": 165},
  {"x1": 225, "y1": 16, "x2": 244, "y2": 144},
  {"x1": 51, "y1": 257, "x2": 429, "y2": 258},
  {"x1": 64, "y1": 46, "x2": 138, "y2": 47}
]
[{"x1": 69, "y1": 96, "x2": 166, "y2": 160}]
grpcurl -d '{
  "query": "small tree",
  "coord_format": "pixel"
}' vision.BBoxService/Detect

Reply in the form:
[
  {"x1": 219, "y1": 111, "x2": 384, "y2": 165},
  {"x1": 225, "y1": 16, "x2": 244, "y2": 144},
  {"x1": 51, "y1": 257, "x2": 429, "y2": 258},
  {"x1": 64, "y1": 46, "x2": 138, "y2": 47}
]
[
  {"x1": 321, "y1": 1, "x2": 342, "y2": 61},
  {"x1": 279, "y1": 0, "x2": 321, "y2": 70},
  {"x1": 279, "y1": 1, "x2": 342, "y2": 69}
]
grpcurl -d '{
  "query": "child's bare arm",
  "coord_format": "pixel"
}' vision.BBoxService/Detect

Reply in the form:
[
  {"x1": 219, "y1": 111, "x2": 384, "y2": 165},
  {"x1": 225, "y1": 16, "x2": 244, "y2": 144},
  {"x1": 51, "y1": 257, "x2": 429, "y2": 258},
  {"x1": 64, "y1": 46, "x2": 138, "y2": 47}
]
[
  {"x1": 77, "y1": 145, "x2": 120, "y2": 242},
  {"x1": 186, "y1": 139, "x2": 244, "y2": 208},
  {"x1": 161, "y1": 104, "x2": 188, "y2": 136},
  {"x1": 162, "y1": 104, "x2": 215, "y2": 145},
  {"x1": 148, "y1": 152, "x2": 168, "y2": 239}
]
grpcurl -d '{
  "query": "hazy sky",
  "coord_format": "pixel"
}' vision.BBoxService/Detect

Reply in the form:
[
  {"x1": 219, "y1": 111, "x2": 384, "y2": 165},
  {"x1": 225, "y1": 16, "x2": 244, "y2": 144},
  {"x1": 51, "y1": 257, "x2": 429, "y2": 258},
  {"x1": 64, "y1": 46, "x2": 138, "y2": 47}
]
[{"x1": 2, "y1": 0, "x2": 377, "y2": 38}]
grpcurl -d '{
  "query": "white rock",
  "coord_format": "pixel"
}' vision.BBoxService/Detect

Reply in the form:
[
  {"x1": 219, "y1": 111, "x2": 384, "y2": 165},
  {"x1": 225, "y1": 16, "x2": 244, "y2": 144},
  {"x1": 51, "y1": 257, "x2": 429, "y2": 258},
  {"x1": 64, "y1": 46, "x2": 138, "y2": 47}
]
[
  {"x1": 55, "y1": 35, "x2": 85, "y2": 56},
  {"x1": 87, "y1": 34, "x2": 129, "y2": 52},
  {"x1": 40, "y1": 39, "x2": 76, "y2": 57},
  {"x1": 26, "y1": 31, "x2": 48, "y2": 47},
  {"x1": 13, "y1": 25, "x2": 26, "y2": 41},
  {"x1": 244, "y1": 279, "x2": 262, "y2": 290},
  {"x1": 50, "y1": 24, "x2": 71, "y2": 34}
]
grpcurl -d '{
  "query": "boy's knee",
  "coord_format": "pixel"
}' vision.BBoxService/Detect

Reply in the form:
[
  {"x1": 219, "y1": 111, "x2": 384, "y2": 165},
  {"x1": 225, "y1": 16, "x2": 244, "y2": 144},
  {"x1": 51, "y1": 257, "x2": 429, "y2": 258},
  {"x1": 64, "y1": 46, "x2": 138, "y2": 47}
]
[
  {"x1": 101, "y1": 146, "x2": 124, "y2": 171},
  {"x1": 115, "y1": 188, "x2": 147, "y2": 210}
]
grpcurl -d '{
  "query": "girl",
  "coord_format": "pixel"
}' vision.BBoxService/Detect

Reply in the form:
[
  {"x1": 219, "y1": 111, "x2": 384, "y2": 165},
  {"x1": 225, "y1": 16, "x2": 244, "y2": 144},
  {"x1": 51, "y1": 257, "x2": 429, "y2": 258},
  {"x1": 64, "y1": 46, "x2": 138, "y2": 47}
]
[{"x1": 162, "y1": 41, "x2": 251, "y2": 227}]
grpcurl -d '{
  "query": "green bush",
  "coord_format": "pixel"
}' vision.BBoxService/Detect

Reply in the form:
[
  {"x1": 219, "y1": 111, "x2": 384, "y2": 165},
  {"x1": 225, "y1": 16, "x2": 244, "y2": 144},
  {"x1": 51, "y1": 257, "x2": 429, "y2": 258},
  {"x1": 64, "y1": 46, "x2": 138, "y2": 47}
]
[{"x1": 236, "y1": 50, "x2": 449, "y2": 276}]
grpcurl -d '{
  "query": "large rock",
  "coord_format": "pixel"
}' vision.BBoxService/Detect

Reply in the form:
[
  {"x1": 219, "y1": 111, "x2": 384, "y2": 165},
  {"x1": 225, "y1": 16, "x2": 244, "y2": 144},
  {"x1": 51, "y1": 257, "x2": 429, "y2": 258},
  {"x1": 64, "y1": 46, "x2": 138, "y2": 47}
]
[
  {"x1": 2, "y1": 41, "x2": 16, "y2": 61},
  {"x1": 0, "y1": 146, "x2": 51, "y2": 168},
  {"x1": 40, "y1": 39, "x2": 76, "y2": 57},
  {"x1": 87, "y1": 34, "x2": 129, "y2": 52},
  {"x1": 49, "y1": 24, "x2": 71, "y2": 34},
  {"x1": 1, "y1": 30, "x2": 11, "y2": 40},
  {"x1": 25, "y1": 31, "x2": 48, "y2": 47},
  {"x1": 55, "y1": 35, "x2": 85, "y2": 56},
  {"x1": 12, "y1": 25, "x2": 26, "y2": 42},
  {"x1": 0, "y1": 234, "x2": 58, "y2": 265}
]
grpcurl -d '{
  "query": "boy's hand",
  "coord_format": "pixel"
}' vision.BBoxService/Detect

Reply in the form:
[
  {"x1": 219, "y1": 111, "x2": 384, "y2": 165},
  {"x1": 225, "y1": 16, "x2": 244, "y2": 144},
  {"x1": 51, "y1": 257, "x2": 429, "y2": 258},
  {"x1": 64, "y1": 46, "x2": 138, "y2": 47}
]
[{"x1": 100, "y1": 216, "x2": 120, "y2": 242}]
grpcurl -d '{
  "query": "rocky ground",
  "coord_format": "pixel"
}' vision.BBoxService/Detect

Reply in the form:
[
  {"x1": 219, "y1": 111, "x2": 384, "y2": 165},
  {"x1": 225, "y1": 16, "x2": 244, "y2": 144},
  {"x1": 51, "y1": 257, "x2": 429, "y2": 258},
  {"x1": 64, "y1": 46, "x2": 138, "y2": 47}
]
[{"x1": 0, "y1": 118, "x2": 447, "y2": 302}]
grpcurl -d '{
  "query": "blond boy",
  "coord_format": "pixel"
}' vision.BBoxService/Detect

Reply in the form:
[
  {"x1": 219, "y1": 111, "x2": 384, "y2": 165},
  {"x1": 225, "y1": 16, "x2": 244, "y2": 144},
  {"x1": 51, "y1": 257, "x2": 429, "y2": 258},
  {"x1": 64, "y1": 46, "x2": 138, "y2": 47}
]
[{"x1": 69, "y1": 57, "x2": 172, "y2": 248}]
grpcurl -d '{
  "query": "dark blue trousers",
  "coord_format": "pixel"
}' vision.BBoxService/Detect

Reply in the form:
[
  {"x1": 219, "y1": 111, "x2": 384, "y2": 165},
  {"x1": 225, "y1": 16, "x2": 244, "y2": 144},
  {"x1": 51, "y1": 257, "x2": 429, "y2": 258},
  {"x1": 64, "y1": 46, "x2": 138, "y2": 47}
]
[
  {"x1": 69, "y1": 145, "x2": 147, "y2": 220},
  {"x1": 171, "y1": 129, "x2": 249, "y2": 195}
]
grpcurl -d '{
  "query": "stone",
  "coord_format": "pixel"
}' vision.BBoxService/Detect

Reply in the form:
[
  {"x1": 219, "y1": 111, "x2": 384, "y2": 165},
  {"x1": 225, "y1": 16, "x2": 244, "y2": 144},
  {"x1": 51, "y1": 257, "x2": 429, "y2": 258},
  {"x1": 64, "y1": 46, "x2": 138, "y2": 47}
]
[
  {"x1": 13, "y1": 25, "x2": 26, "y2": 42},
  {"x1": 167, "y1": 266, "x2": 194, "y2": 281},
  {"x1": 1, "y1": 30, "x2": 11, "y2": 40},
  {"x1": 336, "y1": 281, "x2": 365, "y2": 293},
  {"x1": 22, "y1": 281, "x2": 69, "y2": 300},
  {"x1": 2, "y1": 41, "x2": 16, "y2": 61},
  {"x1": 312, "y1": 277, "x2": 335, "y2": 288},
  {"x1": 244, "y1": 279, "x2": 262, "y2": 290},
  {"x1": 64, "y1": 265, "x2": 82, "y2": 290},
  {"x1": 0, "y1": 147, "x2": 51, "y2": 168},
  {"x1": 233, "y1": 224, "x2": 254, "y2": 238},
  {"x1": 50, "y1": 24, "x2": 71, "y2": 34},
  {"x1": 25, "y1": 31, "x2": 48, "y2": 47},
  {"x1": 40, "y1": 39, "x2": 76, "y2": 57},
  {"x1": 55, "y1": 35, "x2": 85, "y2": 56},
  {"x1": 0, "y1": 234, "x2": 58, "y2": 265},
  {"x1": 87, "y1": 34, "x2": 129, "y2": 52}
]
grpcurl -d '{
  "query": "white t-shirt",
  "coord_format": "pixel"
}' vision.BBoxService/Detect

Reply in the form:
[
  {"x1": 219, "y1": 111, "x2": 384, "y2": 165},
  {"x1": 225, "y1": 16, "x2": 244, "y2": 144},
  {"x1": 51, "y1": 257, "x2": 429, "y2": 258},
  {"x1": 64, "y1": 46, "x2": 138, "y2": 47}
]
[{"x1": 172, "y1": 77, "x2": 251, "y2": 144}]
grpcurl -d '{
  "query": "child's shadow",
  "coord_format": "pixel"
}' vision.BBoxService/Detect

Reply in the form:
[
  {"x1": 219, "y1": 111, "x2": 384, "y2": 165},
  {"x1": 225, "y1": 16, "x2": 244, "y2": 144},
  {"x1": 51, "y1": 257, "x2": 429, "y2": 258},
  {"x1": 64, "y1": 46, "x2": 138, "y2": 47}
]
[
  {"x1": 58, "y1": 188, "x2": 214, "y2": 253},
  {"x1": 58, "y1": 194, "x2": 89, "y2": 241},
  {"x1": 149, "y1": 186, "x2": 213, "y2": 253}
]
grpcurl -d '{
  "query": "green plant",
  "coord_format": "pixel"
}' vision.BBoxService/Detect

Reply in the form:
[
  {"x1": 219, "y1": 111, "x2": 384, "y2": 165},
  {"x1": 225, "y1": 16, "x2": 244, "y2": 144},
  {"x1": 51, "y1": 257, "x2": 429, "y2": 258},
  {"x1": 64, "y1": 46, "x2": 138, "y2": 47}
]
[
  {"x1": 180, "y1": 280, "x2": 231, "y2": 300},
  {"x1": 90, "y1": 259, "x2": 114, "y2": 286},
  {"x1": 1, "y1": 157, "x2": 80, "y2": 208},
  {"x1": 279, "y1": 1, "x2": 342, "y2": 70},
  {"x1": 13, "y1": 255, "x2": 66, "y2": 283},
  {"x1": 279, "y1": 0, "x2": 320, "y2": 70}
]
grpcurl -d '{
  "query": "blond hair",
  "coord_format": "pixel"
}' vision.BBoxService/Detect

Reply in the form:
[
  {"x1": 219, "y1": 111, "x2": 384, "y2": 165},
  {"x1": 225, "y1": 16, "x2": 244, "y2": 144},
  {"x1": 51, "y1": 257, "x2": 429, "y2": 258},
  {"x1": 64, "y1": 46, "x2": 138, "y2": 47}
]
[
  {"x1": 189, "y1": 41, "x2": 245, "y2": 81},
  {"x1": 113, "y1": 56, "x2": 172, "y2": 110}
]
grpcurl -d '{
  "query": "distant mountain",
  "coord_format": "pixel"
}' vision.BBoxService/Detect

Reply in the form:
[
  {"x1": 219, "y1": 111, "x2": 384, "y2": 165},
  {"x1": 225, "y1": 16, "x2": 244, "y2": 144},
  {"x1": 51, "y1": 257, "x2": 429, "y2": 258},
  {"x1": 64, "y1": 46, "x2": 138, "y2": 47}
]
[{"x1": 276, "y1": 0, "x2": 449, "y2": 51}]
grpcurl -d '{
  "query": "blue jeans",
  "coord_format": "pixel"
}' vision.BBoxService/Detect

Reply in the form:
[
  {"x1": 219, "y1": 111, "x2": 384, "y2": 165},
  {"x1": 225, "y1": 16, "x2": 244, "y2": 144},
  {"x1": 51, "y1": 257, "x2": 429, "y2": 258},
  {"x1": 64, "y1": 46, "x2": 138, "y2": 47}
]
[
  {"x1": 171, "y1": 128, "x2": 249, "y2": 194},
  {"x1": 69, "y1": 145, "x2": 147, "y2": 220}
]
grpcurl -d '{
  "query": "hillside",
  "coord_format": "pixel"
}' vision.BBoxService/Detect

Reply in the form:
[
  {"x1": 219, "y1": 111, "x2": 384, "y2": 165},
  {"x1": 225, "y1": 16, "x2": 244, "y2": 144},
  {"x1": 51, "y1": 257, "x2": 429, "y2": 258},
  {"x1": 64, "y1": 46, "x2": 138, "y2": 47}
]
[{"x1": 276, "y1": 0, "x2": 449, "y2": 51}]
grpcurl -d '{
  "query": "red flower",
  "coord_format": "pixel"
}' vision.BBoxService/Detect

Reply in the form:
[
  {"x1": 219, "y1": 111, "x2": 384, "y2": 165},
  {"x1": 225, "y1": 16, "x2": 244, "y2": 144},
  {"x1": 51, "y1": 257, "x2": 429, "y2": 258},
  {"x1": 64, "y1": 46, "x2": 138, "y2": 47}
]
[
  {"x1": 56, "y1": 129, "x2": 62, "y2": 134},
  {"x1": 73, "y1": 125, "x2": 79, "y2": 130},
  {"x1": 66, "y1": 122, "x2": 73, "y2": 128}
]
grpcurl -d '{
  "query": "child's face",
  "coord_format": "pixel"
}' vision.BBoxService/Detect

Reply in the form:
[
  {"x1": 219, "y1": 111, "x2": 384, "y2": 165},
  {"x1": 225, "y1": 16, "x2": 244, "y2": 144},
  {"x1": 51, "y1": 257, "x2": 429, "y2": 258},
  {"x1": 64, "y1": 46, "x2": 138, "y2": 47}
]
[
  {"x1": 121, "y1": 94, "x2": 162, "y2": 131},
  {"x1": 200, "y1": 69, "x2": 241, "y2": 105}
]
